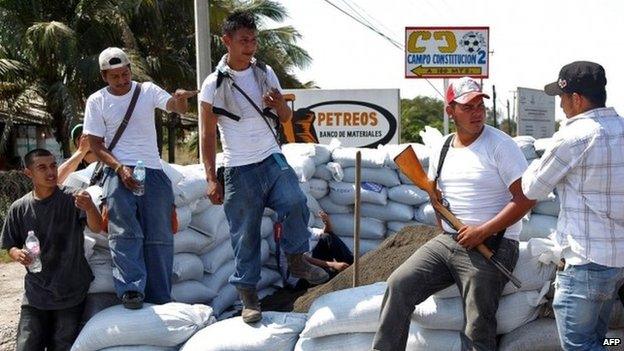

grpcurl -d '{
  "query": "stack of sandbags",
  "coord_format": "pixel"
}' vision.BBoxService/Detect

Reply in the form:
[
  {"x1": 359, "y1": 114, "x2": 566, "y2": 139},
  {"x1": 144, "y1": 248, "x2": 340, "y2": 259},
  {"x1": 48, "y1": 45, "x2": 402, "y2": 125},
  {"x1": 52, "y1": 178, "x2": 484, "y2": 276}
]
[
  {"x1": 72, "y1": 303, "x2": 215, "y2": 350},
  {"x1": 181, "y1": 312, "x2": 306, "y2": 351}
]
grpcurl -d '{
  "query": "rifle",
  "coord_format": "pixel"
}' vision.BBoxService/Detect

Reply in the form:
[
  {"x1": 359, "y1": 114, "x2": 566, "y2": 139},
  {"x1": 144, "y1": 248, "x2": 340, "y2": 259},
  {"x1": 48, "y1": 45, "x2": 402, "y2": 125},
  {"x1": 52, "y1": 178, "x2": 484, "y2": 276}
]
[{"x1": 394, "y1": 145, "x2": 522, "y2": 288}]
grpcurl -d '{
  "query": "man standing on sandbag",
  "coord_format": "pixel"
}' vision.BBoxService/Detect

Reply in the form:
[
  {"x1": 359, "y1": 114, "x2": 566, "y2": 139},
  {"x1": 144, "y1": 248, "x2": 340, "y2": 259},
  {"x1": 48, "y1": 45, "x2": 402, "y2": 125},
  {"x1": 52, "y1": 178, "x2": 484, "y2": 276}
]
[
  {"x1": 522, "y1": 61, "x2": 624, "y2": 350},
  {"x1": 373, "y1": 77, "x2": 536, "y2": 351},
  {"x1": 84, "y1": 47, "x2": 197, "y2": 309},
  {"x1": 1, "y1": 149, "x2": 103, "y2": 350},
  {"x1": 199, "y1": 11, "x2": 328, "y2": 324}
]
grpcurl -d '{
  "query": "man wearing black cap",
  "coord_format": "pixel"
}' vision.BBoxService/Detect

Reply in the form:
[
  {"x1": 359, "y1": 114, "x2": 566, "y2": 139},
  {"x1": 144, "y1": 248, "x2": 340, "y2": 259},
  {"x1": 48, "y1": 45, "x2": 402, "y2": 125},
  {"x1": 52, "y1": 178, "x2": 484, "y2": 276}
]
[{"x1": 522, "y1": 61, "x2": 624, "y2": 350}]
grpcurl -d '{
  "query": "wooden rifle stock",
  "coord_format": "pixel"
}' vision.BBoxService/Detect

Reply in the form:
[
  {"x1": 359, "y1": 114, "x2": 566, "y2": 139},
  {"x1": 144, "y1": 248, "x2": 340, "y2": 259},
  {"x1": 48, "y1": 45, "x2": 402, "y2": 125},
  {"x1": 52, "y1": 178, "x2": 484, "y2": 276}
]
[{"x1": 393, "y1": 145, "x2": 522, "y2": 288}]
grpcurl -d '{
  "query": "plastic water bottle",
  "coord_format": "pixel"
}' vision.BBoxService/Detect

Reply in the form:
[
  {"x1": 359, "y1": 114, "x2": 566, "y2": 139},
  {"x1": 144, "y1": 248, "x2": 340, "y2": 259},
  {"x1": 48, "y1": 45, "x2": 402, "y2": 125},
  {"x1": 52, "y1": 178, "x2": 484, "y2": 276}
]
[
  {"x1": 25, "y1": 230, "x2": 42, "y2": 273},
  {"x1": 133, "y1": 160, "x2": 146, "y2": 196}
]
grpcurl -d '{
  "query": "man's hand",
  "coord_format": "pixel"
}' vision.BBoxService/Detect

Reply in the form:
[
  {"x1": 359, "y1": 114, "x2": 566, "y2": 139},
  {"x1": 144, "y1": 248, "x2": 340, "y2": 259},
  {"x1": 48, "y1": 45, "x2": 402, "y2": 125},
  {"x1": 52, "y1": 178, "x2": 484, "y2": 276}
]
[
  {"x1": 328, "y1": 261, "x2": 350, "y2": 272},
  {"x1": 77, "y1": 134, "x2": 91, "y2": 154},
  {"x1": 9, "y1": 247, "x2": 32, "y2": 267},
  {"x1": 173, "y1": 89, "x2": 199, "y2": 101},
  {"x1": 74, "y1": 190, "x2": 95, "y2": 212},
  {"x1": 118, "y1": 166, "x2": 140, "y2": 191},
  {"x1": 456, "y1": 225, "x2": 489, "y2": 250},
  {"x1": 263, "y1": 88, "x2": 287, "y2": 111},
  {"x1": 206, "y1": 179, "x2": 223, "y2": 205}
]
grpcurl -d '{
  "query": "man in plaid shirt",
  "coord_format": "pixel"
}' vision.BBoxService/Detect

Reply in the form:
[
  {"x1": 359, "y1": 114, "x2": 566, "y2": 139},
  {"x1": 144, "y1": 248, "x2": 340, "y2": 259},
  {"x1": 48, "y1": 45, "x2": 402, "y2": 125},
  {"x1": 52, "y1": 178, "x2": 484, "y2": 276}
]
[{"x1": 522, "y1": 61, "x2": 624, "y2": 350}]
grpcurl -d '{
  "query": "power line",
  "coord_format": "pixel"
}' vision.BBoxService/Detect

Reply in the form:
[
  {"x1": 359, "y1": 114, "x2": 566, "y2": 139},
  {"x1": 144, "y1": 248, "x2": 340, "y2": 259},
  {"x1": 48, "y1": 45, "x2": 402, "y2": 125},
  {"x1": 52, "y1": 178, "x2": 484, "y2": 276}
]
[{"x1": 321, "y1": 0, "x2": 444, "y2": 99}]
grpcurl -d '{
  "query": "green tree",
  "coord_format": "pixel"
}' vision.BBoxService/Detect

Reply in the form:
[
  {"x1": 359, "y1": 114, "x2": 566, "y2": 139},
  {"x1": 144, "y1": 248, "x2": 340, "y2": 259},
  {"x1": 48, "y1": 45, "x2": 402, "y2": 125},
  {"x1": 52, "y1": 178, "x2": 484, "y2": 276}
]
[{"x1": 400, "y1": 96, "x2": 446, "y2": 143}]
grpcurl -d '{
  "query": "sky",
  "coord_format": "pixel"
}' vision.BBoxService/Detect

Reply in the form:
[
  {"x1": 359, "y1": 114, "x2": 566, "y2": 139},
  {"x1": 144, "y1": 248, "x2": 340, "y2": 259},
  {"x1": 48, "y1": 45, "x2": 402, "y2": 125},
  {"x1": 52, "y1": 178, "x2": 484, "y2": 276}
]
[{"x1": 271, "y1": 0, "x2": 624, "y2": 122}]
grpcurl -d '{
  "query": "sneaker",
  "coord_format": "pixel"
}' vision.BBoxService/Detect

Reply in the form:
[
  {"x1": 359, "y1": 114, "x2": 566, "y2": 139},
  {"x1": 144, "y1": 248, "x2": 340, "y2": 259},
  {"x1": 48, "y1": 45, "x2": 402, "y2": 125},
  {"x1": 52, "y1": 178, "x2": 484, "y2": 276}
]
[
  {"x1": 287, "y1": 254, "x2": 330, "y2": 285},
  {"x1": 237, "y1": 287, "x2": 262, "y2": 323},
  {"x1": 121, "y1": 291, "x2": 144, "y2": 310}
]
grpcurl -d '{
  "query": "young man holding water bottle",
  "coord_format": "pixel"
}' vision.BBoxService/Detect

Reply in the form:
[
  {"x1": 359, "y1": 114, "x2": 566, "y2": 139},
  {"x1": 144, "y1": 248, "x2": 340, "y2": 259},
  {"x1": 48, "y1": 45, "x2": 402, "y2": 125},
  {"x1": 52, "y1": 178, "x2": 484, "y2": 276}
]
[
  {"x1": 84, "y1": 47, "x2": 197, "y2": 309},
  {"x1": 1, "y1": 149, "x2": 103, "y2": 350}
]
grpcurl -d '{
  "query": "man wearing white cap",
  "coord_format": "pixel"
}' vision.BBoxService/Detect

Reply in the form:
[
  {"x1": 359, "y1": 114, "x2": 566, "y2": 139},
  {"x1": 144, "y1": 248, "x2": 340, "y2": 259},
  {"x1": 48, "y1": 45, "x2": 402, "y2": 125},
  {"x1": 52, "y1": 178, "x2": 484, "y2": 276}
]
[
  {"x1": 373, "y1": 77, "x2": 535, "y2": 350},
  {"x1": 84, "y1": 47, "x2": 197, "y2": 309}
]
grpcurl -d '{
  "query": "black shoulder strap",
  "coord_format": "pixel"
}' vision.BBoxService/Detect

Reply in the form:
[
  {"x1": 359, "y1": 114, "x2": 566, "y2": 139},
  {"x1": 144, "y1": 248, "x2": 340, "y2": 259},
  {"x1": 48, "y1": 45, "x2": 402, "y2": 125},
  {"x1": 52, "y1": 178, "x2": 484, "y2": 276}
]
[
  {"x1": 435, "y1": 134, "x2": 454, "y2": 182},
  {"x1": 230, "y1": 81, "x2": 281, "y2": 146},
  {"x1": 107, "y1": 83, "x2": 142, "y2": 152}
]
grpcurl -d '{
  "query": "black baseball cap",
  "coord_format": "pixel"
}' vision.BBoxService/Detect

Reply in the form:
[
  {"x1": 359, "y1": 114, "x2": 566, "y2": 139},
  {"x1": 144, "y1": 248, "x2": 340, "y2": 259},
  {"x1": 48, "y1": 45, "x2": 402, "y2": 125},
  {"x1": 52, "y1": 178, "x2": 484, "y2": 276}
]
[{"x1": 544, "y1": 61, "x2": 606, "y2": 96}]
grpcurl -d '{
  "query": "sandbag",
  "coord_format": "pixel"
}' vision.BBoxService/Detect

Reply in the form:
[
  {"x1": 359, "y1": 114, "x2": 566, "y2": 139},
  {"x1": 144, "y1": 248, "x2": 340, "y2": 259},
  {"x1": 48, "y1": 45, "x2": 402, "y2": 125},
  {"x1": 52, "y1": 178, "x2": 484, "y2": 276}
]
[
  {"x1": 434, "y1": 240, "x2": 557, "y2": 298},
  {"x1": 414, "y1": 203, "x2": 437, "y2": 226},
  {"x1": 99, "y1": 346, "x2": 177, "y2": 351},
  {"x1": 85, "y1": 228, "x2": 109, "y2": 249},
  {"x1": 388, "y1": 185, "x2": 429, "y2": 206},
  {"x1": 189, "y1": 218, "x2": 230, "y2": 253},
  {"x1": 306, "y1": 193, "x2": 322, "y2": 216},
  {"x1": 520, "y1": 214, "x2": 558, "y2": 241},
  {"x1": 498, "y1": 318, "x2": 563, "y2": 351},
  {"x1": 191, "y1": 198, "x2": 211, "y2": 215},
  {"x1": 261, "y1": 216, "x2": 274, "y2": 239},
  {"x1": 84, "y1": 235, "x2": 96, "y2": 260},
  {"x1": 361, "y1": 201, "x2": 414, "y2": 222},
  {"x1": 72, "y1": 303, "x2": 214, "y2": 351},
  {"x1": 258, "y1": 267, "x2": 282, "y2": 291},
  {"x1": 181, "y1": 312, "x2": 306, "y2": 351},
  {"x1": 513, "y1": 135, "x2": 538, "y2": 160},
  {"x1": 200, "y1": 240, "x2": 234, "y2": 274},
  {"x1": 301, "y1": 282, "x2": 386, "y2": 338},
  {"x1": 174, "y1": 228, "x2": 214, "y2": 255},
  {"x1": 329, "y1": 181, "x2": 388, "y2": 206},
  {"x1": 283, "y1": 154, "x2": 315, "y2": 182},
  {"x1": 387, "y1": 221, "x2": 427, "y2": 233},
  {"x1": 175, "y1": 206, "x2": 192, "y2": 232},
  {"x1": 332, "y1": 147, "x2": 386, "y2": 169},
  {"x1": 172, "y1": 280, "x2": 218, "y2": 304},
  {"x1": 88, "y1": 247, "x2": 114, "y2": 294},
  {"x1": 81, "y1": 293, "x2": 120, "y2": 327},
  {"x1": 201, "y1": 261, "x2": 235, "y2": 292},
  {"x1": 329, "y1": 214, "x2": 386, "y2": 239},
  {"x1": 343, "y1": 167, "x2": 401, "y2": 187},
  {"x1": 383, "y1": 143, "x2": 430, "y2": 170},
  {"x1": 534, "y1": 138, "x2": 554, "y2": 157},
  {"x1": 412, "y1": 289, "x2": 546, "y2": 334},
  {"x1": 406, "y1": 323, "x2": 462, "y2": 351},
  {"x1": 533, "y1": 194, "x2": 560, "y2": 217},
  {"x1": 309, "y1": 178, "x2": 329, "y2": 199},
  {"x1": 172, "y1": 253, "x2": 204, "y2": 284},
  {"x1": 313, "y1": 165, "x2": 333, "y2": 181},
  {"x1": 209, "y1": 283, "x2": 239, "y2": 316},
  {"x1": 318, "y1": 196, "x2": 352, "y2": 214},
  {"x1": 175, "y1": 164, "x2": 208, "y2": 206},
  {"x1": 189, "y1": 205, "x2": 227, "y2": 236},
  {"x1": 295, "y1": 332, "x2": 374, "y2": 351},
  {"x1": 160, "y1": 159, "x2": 184, "y2": 185}
]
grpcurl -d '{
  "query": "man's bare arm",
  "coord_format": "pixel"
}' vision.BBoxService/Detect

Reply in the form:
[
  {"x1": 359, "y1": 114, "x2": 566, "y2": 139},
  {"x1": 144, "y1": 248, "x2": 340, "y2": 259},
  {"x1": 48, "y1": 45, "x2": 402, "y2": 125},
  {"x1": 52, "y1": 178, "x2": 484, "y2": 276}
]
[
  {"x1": 166, "y1": 90, "x2": 198, "y2": 115},
  {"x1": 200, "y1": 101, "x2": 223, "y2": 204},
  {"x1": 87, "y1": 135, "x2": 139, "y2": 190}
]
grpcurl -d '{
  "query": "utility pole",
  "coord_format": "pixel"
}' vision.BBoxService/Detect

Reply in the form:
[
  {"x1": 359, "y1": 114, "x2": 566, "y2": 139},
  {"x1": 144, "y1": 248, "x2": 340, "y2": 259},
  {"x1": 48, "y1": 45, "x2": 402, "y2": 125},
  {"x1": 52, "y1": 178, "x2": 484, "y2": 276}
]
[
  {"x1": 195, "y1": 0, "x2": 211, "y2": 162},
  {"x1": 492, "y1": 85, "x2": 497, "y2": 129},
  {"x1": 443, "y1": 78, "x2": 449, "y2": 134},
  {"x1": 506, "y1": 99, "x2": 511, "y2": 135}
]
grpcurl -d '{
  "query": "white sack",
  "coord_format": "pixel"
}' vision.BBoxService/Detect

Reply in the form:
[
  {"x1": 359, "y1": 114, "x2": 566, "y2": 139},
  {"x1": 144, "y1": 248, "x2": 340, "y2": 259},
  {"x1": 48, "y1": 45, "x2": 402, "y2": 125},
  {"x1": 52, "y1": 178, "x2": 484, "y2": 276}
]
[
  {"x1": 172, "y1": 280, "x2": 218, "y2": 304},
  {"x1": 318, "y1": 196, "x2": 352, "y2": 214},
  {"x1": 72, "y1": 303, "x2": 214, "y2": 351},
  {"x1": 329, "y1": 181, "x2": 388, "y2": 206},
  {"x1": 329, "y1": 214, "x2": 385, "y2": 239},
  {"x1": 343, "y1": 167, "x2": 401, "y2": 187},
  {"x1": 174, "y1": 228, "x2": 214, "y2": 255},
  {"x1": 387, "y1": 221, "x2": 427, "y2": 233},
  {"x1": 295, "y1": 332, "x2": 374, "y2": 351},
  {"x1": 172, "y1": 253, "x2": 204, "y2": 284},
  {"x1": 520, "y1": 214, "x2": 558, "y2": 241},
  {"x1": 340, "y1": 236, "x2": 382, "y2": 256},
  {"x1": 209, "y1": 283, "x2": 239, "y2": 316},
  {"x1": 308, "y1": 178, "x2": 329, "y2": 199},
  {"x1": 201, "y1": 261, "x2": 235, "y2": 292},
  {"x1": 301, "y1": 282, "x2": 386, "y2": 338},
  {"x1": 382, "y1": 143, "x2": 430, "y2": 170},
  {"x1": 361, "y1": 201, "x2": 413, "y2": 222},
  {"x1": 414, "y1": 203, "x2": 437, "y2": 226},
  {"x1": 200, "y1": 240, "x2": 234, "y2": 274},
  {"x1": 180, "y1": 312, "x2": 306, "y2": 351},
  {"x1": 175, "y1": 206, "x2": 192, "y2": 232},
  {"x1": 331, "y1": 147, "x2": 386, "y2": 169},
  {"x1": 388, "y1": 185, "x2": 429, "y2": 206},
  {"x1": 406, "y1": 323, "x2": 462, "y2": 351}
]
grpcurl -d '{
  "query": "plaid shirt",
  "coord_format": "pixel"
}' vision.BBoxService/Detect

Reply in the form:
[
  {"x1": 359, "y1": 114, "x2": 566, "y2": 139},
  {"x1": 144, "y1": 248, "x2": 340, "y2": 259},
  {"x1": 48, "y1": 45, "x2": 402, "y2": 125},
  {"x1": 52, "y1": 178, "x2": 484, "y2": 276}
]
[{"x1": 522, "y1": 107, "x2": 624, "y2": 267}]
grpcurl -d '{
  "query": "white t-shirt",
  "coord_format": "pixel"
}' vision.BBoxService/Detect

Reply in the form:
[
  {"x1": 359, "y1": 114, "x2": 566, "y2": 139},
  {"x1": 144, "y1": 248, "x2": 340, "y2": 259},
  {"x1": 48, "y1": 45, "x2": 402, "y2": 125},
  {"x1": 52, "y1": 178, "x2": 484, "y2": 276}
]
[
  {"x1": 428, "y1": 126, "x2": 527, "y2": 241},
  {"x1": 83, "y1": 81, "x2": 171, "y2": 169},
  {"x1": 199, "y1": 65, "x2": 282, "y2": 167}
]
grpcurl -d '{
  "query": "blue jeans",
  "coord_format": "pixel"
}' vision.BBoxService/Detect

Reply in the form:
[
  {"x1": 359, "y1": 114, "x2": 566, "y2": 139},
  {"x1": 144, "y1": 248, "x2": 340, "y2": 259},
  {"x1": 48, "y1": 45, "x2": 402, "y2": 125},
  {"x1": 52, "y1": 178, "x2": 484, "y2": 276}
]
[
  {"x1": 553, "y1": 262, "x2": 624, "y2": 351},
  {"x1": 223, "y1": 153, "x2": 310, "y2": 289},
  {"x1": 103, "y1": 167, "x2": 174, "y2": 304}
]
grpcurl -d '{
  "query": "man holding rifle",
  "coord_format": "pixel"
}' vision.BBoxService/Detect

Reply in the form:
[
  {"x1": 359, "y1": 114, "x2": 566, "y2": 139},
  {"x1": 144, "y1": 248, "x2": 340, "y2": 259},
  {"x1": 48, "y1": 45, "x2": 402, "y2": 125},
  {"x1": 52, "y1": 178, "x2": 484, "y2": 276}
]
[
  {"x1": 522, "y1": 62, "x2": 624, "y2": 350},
  {"x1": 372, "y1": 77, "x2": 535, "y2": 351}
]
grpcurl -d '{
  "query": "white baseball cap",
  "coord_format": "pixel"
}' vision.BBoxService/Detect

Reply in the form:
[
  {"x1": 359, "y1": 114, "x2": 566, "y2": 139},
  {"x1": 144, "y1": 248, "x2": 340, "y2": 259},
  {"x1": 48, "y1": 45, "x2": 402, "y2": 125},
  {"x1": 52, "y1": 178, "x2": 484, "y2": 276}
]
[
  {"x1": 98, "y1": 47, "x2": 130, "y2": 70},
  {"x1": 445, "y1": 77, "x2": 490, "y2": 105}
]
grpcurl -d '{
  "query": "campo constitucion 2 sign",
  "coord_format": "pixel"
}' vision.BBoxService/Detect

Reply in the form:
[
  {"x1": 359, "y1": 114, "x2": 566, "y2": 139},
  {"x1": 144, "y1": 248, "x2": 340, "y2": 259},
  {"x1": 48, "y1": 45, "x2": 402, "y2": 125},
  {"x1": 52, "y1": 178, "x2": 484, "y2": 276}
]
[
  {"x1": 405, "y1": 27, "x2": 490, "y2": 78},
  {"x1": 281, "y1": 89, "x2": 400, "y2": 148}
]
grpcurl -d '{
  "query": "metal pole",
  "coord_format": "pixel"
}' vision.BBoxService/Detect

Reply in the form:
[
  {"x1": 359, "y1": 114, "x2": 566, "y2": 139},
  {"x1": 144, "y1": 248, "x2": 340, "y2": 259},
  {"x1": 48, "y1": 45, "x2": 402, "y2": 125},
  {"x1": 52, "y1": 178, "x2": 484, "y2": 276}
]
[
  {"x1": 443, "y1": 78, "x2": 449, "y2": 135},
  {"x1": 507, "y1": 99, "x2": 511, "y2": 135},
  {"x1": 353, "y1": 151, "x2": 361, "y2": 288},
  {"x1": 195, "y1": 0, "x2": 211, "y2": 162}
]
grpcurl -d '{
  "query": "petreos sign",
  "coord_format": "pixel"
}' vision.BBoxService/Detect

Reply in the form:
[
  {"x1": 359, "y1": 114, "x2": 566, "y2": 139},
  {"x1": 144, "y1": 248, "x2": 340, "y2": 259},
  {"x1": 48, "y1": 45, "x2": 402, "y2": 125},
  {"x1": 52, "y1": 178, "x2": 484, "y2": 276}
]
[
  {"x1": 405, "y1": 27, "x2": 489, "y2": 78},
  {"x1": 281, "y1": 89, "x2": 399, "y2": 148}
]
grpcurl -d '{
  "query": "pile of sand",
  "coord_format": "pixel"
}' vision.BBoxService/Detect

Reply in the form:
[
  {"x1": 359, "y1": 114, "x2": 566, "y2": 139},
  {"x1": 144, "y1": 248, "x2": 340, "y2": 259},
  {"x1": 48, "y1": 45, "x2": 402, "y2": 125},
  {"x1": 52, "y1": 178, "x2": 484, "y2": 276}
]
[{"x1": 292, "y1": 225, "x2": 439, "y2": 312}]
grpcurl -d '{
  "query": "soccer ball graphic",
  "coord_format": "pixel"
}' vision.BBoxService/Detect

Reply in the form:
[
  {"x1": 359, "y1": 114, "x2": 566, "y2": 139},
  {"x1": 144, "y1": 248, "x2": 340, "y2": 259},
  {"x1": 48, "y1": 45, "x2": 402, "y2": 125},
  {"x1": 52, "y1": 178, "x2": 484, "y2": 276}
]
[{"x1": 461, "y1": 32, "x2": 485, "y2": 53}]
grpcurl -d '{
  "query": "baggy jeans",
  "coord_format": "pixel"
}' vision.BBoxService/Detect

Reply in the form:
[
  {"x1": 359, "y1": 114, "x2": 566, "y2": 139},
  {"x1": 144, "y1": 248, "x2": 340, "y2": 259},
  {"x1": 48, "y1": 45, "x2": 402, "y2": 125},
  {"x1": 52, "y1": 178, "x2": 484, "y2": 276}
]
[
  {"x1": 104, "y1": 167, "x2": 174, "y2": 304},
  {"x1": 223, "y1": 153, "x2": 310, "y2": 289}
]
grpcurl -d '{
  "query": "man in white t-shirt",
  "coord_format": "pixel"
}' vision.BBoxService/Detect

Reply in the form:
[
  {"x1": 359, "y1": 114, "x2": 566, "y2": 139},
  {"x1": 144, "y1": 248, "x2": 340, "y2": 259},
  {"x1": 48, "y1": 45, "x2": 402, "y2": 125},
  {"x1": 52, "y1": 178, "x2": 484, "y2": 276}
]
[
  {"x1": 199, "y1": 11, "x2": 328, "y2": 324},
  {"x1": 83, "y1": 47, "x2": 197, "y2": 309},
  {"x1": 373, "y1": 77, "x2": 536, "y2": 351}
]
